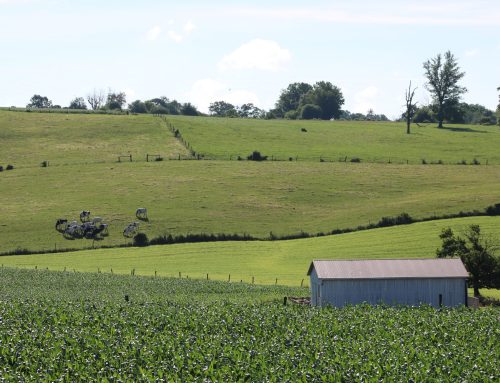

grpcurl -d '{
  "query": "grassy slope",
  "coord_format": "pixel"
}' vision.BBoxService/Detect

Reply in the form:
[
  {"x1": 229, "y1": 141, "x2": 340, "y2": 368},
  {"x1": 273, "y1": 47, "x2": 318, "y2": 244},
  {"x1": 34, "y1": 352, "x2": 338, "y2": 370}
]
[
  {"x1": 166, "y1": 115, "x2": 500, "y2": 164},
  {"x1": 0, "y1": 111, "x2": 188, "y2": 167},
  {"x1": 1, "y1": 160, "x2": 499, "y2": 253},
  {"x1": 2, "y1": 216, "x2": 499, "y2": 288}
]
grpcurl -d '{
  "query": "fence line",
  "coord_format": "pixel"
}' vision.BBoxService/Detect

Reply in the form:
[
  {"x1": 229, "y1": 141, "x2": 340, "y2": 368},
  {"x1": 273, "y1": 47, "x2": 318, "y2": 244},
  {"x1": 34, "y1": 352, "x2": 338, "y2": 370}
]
[{"x1": 2, "y1": 264, "x2": 310, "y2": 288}]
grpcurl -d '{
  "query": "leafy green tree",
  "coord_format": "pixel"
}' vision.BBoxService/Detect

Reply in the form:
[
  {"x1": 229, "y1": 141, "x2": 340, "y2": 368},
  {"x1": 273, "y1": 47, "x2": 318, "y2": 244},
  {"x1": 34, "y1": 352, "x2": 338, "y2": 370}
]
[
  {"x1": 106, "y1": 91, "x2": 127, "y2": 110},
  {"x1": 180, "y1": 102, "x2": 199, "y2": 116},
  {"x1": 413, "y1": 105, "x2": 435, "y2": 123},
  {"x1": 68, "y1": 97, "x2": 87, "y2": 110},
  {"x1": 209, "y1": 101, "x2": 236, "y2": 117},
  {"x1": 300, "y1": 81, "x2": 345, "y2": 120},
  {"x1": 300, "y1": 104, "x2": 322, "y2": 119},
  {"x1": 128, "y1": 100, "x2": 148, "y2": 113},
  {"x1": 238, "y1": 103, "x2": 264, "y2": 118},
  {"x1": 27, "y1": 94, "x2": 53, "y2": 108},
  {"x1": 284, "y1": 110, "x2": 299, "y2": 120},
  {"x1": 423, "y1": 51, "x2": 466, "y2": 128},
  {"x1": 437, "y1": 225, "x2": 500, "y2": 297},
  {"x1": 275, "y1": 82, "x2": 313, "y2": 117}
]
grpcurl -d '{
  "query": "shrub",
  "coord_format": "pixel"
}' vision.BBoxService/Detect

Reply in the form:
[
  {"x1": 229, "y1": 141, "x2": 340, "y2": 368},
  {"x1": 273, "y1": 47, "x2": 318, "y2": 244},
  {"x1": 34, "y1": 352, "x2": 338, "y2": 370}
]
[
  {"x1": 377, "y1": 213, "x2": 414, "y2": 227},
  {"x1": 6, "y1": 164, "x2": 14, "y2": 170},
  {"x1": 300, "y1": 104, "x2": 322, "y2": 120},
  {"x1": 421, "y1": 159, "x2": 427, "y2": 164},
  {"x1": 154, "y1": 156, "x2": 164, "y2": 162},
  {"x1": 350, "y1": 157, "x2": 361, "y2": 163},
  {"x1": 459, "y1": 160, "x2": 467, "y2": 165},
  {"x1": 284, "y1": 110, "x2": 299, "y2": 120},
  {"x1": 485, "y1": 203, "x2": 500, "y2": 216},
  {"x1": 41, "y1": 161, "x2": 49, "y2": 167},
  {"x1": 472, "y1": 158, "x2": 480, "y2": 165},
  {"x1": 0, "y1": 166, "x2": 3, "y2": 172},
  {"x1": 247, "y1": 151, "x2": 268, "y2": 161},
  {"x1": 133, "y1": 233, "x2": 149, "y2": 247}
]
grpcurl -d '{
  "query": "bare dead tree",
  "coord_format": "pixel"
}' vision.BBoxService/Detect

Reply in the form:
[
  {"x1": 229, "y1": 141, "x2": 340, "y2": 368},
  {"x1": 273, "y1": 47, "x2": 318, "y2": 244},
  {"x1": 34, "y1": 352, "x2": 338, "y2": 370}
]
[
  {"x1": 404, "y1": 81, "x2": 417, "y2": 134},
  {"x1": 87, "y1": 89, "x2": 105, "y2": 110}
]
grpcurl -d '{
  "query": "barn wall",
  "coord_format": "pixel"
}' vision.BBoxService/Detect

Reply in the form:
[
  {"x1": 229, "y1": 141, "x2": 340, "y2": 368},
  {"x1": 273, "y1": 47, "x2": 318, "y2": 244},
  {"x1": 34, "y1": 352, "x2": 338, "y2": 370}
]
[
  {"x1": 318, "y1": 278, "x2": 467, "y2": 308},
  {"x1": 309, "y1": 268, "x2": 320, "y2": 306}
]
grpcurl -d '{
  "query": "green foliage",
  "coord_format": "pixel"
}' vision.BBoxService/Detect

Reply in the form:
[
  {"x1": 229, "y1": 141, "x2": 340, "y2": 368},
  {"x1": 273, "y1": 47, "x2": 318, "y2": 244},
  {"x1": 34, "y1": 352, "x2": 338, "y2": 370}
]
[
  {"x1": 68, "y1": 97, "x2": 87, "y2": 110},
  {"x1": 274, "y1": 82, "x2": 313, "y2": 117},
  {"x1": 284, "y1": 109, "x2": 299, "y2": 120},
  {"x1": 133, "y1": 232, "x2": 149, "y2": 247},
  {"x1": 105, "y1": 91, "x2": 127, "y2": 110},
  {"x1": 247, "y1": 150, "x2": 267, "y2": 161},
  {"x1": 423, "y1": 51, "x2": 466, "y2": 128},
  {"x1": 301, "y1": 81, "x2": 345, "y2": 120},
  {"x1": 27, "y1": 94, "x2": 53, "y2": 108},
  {"x1": 129, "y1": 100, "x2": 148, "y2": 113},
  {"x1": 300, "y1": 103, "x2": 322, "y2": 119},
  {"x1": 180, "y1": 102, "x2": 199, "y2": 116},
  {"x1": 209, "y1": 101, "x2": 237, "y2": 117},
  {"x1": 237, "y1": 103, "x2": 264, "y2": 118},
  {"x1": 0, "y1": 268, "x2": 498, "y2": 381},
  {"x1": 437, "y1": 225, "x2": 500, "y2": 296}
]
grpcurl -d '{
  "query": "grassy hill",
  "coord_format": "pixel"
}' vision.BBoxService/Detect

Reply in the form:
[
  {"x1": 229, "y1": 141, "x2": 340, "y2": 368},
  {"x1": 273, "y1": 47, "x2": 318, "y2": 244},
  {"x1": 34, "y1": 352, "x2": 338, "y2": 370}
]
[
  {"x1": 0, "y1": 111, "x2": 189, "y2": 167},
  {"x1": 3, "y1": 216, "x2": 499, "y2": 287},
  {"x1": 166, "y1": 115, "x2": 500, "y2": 164},
  {"x1": 1, "y1": 160, "x2": 499, "y2": 253}
]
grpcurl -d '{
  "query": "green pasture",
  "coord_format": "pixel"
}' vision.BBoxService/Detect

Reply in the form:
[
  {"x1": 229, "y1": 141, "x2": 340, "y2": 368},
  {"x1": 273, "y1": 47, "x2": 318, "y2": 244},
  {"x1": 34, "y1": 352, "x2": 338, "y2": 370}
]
[
  {"x1": 1, "y1": 160, "x2": 499, "y2": 253},
  {"x1": 166, "y1": 115, "x2": 500, "y2": 164},
  {"x1": 0, "y1": 110, "x2": 188, "y2": 167},
  {"x1": 2, "y1": 216, "x2": 499, "y2": 290}
]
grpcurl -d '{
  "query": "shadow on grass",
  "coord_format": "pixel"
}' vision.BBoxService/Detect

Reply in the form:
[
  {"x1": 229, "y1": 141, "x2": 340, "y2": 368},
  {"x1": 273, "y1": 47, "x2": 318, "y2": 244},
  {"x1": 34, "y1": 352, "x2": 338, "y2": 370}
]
[{"x1": 440, "y1": 126, "x2": 489, "y2": 133}]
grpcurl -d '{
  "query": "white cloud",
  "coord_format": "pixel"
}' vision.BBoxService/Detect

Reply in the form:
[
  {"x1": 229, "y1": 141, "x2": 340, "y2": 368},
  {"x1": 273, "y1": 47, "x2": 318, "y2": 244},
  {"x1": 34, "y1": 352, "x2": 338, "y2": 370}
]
[
  {"x1": 183, "y1": 20, "x2": 196, "y2": 34},
  {"x1": 218, "y1": 39, "x2": 291, "y2": 72},
  {"x1": 146, "y1": 26, "x2": 161, "y2": 41},
  {"x1": 186, "y1": 78, "x2": 260, "y2": 113},
  {"x1": 353, "y1": 86, "x2": 379, "y2": 113},
  {"x1": 167, "y1": 30, "x2": 183, "y2": 43}
]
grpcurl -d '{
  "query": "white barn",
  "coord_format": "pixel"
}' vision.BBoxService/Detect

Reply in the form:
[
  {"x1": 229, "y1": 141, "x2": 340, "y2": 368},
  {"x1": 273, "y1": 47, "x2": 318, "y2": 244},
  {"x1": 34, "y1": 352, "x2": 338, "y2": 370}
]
[{"x1": 307, "y1": 258, "x2": 469, "y2": 308}]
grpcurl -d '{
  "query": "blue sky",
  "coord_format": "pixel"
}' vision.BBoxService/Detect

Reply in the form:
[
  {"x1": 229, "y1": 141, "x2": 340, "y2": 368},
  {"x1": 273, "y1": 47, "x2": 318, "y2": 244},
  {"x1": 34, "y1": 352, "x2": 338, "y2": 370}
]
[{"x1": 1, "y1": 0, "x2": 498, "y2": 118}]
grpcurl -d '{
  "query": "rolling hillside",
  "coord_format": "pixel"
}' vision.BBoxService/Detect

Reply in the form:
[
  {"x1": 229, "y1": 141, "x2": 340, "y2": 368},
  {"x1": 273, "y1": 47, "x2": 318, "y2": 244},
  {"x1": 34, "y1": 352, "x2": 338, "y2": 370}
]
[
  {"x1": 3, "y1": 216, "x2": 499, "y2": 287},
  {"x1": 166, "y1": 115, "x2": 500, "y2": 164},
  {"x1": 0, "y1": 110, "x2": 499, "y2": 255}
]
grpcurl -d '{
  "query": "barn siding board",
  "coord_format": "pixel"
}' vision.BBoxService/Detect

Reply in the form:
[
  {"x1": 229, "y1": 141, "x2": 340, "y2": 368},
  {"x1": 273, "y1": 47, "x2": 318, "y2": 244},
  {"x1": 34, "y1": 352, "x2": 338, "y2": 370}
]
[{"x1": 318, "y1": 278, "x2": 466, "y2": 308}]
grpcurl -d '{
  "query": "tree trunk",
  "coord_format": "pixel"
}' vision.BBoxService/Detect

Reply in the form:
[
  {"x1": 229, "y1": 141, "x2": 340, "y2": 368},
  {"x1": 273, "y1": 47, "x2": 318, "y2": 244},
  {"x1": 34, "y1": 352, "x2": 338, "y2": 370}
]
[
  {"x1": 437, "y1": 101, "x2": 444, "y2": 128},
  {"x1": 473, "y1": 280, "x2": 480, "y2": 297},
  {"x1": 406, "y1": 119, "x2": 410, "y2": 134}
]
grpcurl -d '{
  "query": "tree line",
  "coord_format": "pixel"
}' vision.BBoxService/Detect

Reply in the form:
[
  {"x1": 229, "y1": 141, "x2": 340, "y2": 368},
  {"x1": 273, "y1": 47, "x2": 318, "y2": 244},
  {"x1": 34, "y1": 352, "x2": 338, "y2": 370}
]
[
  {"x1": 26, "y1": 91, "x2": 201, "y2": 117},
  {"x1": 24, "y1": 51, "x2": 498, "y2": 127}
]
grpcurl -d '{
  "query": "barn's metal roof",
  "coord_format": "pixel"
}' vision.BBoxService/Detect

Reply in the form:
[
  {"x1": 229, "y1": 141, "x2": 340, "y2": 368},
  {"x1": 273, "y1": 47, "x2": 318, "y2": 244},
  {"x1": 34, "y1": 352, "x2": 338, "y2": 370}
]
[{"x1": 307, "y1": 258, "x2": 468, "y2": 279}]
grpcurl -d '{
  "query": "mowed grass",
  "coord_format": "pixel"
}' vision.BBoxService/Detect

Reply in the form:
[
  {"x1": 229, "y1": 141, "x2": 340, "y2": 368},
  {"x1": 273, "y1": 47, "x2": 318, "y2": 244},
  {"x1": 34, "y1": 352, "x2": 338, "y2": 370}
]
[
  {"x1": 0, "y1": 110, "x2": 188, "y2": 167},
  {"x1": 1, "y1": 160, "x2": 499, "y2": 253},
  {"x1": 2, "y1": 216, "x2": 499, "y2": 289},
  {"x1": 166, "y1": 115, "x2": 500, "y2": 164}
]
